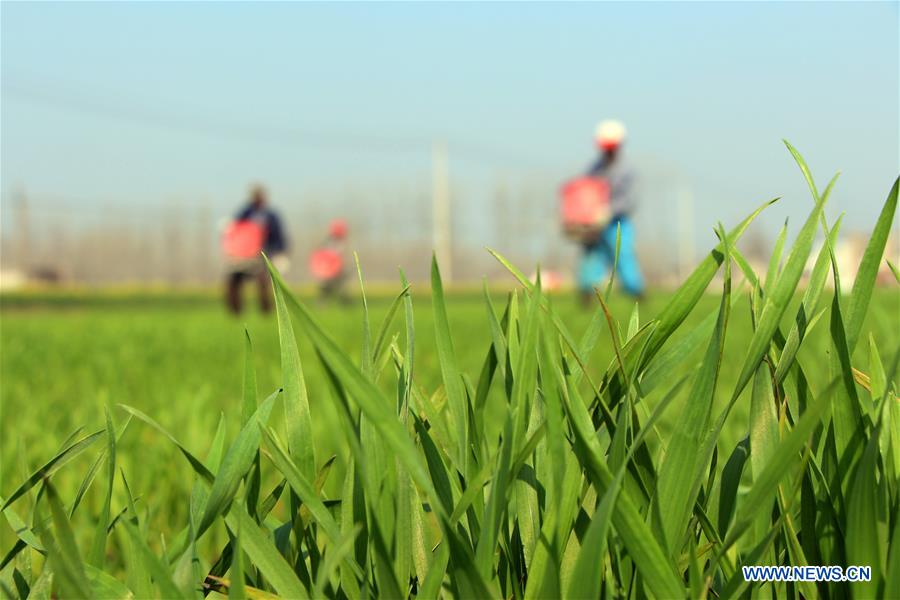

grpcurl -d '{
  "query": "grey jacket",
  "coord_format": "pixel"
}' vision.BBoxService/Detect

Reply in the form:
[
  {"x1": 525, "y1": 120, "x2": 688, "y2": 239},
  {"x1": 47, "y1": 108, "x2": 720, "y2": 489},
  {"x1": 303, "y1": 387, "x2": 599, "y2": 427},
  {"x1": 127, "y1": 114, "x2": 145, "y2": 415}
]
[{"x1": 587, "y1": 155, "x2": 636, "y2": 216}]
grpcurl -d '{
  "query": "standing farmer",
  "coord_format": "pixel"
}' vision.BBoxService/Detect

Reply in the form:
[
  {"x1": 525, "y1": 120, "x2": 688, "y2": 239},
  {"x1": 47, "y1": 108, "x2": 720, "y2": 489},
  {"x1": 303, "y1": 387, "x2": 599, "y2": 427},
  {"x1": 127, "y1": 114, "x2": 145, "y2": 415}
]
[
  {"x1": 577, "y1": 120, "x2": 645, "y2": 302},
  {"x1": 309, "y1": 219, "x2": 349, "y2": 303},
  {"x1": 221, "y1": 184, "x2": 289, "y2": 314}
]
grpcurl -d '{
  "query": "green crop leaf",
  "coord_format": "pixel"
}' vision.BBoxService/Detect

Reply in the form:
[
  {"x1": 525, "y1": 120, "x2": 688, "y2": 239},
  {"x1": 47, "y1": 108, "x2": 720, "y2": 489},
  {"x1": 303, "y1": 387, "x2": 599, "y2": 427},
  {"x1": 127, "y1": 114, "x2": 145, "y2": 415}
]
[
  {"x1": 227, "y1": 517, "x2": 246, "y2": 600},
  {"x1": 119, "y1": 519, "x2": 184, "y2": 599},
  {"x1": 241, "y1": 330, "x2": 262, "y2": 521},
  {"x1": 265, "y1": 262, "x2": 443, "y2": 515},
  {"x1": 885, "y1": 516, "x2": 900, "y2": 599},
  {"x1": 260, "y1": 427, "x2": 358, "y2": 565},
  {"x1": 845, "y1": 177, "x2": 899, "y2": 353},
  {"x1": 85, "y1": 564, "x2": 135, "y2": 600},
  {"x1": 266, "y1": 257, "x2": 316, "y2": 485},
  {"x1": 431, "y1": 254, "x2": 470, "y2": 471},
  {"x1": 723, "y1": 379, "x2": 836, "y2": 551},
  {"x1": 774, "y1": 214, "x2": 843, "y2": 385},
  {"x1": 1, "y1": 430, "x2": 103, "y2": 512},
  {"x1": 846, "y1": 433, "x2": 888, "y2": 593},
  {"x1": 224, "y1": 504, "x2": 309, "y2": 599},
  {"x1": 118, "y1": 405, "x2": 215, "y2": 483},
  {"x1": 640, "y1": 198, "x2": 776, "y2": 369},
  {"x1": 730, "y1": 156, "x2": 829, "y2": 404},
  {"x1": 196, "y1": 391, "x2": 278, "y2": 538},
  {"x1": 372, "y1": 283, "x2": 411, "y2": 372},
  {"x1": 565, "y1": 461, "x2": 622, "y2": 600},
  {"x1": 559, "y1": 368, "x2": 684, "y2": 598},
  {"x1": 747, "y1": 362, "x2": 780, "y2": 553},
  {"x1": 763, "y1": 218, "x2": 788, "y2": 297},
  {"x1": 88, "y1": 407, "x2": 117, "y2": 567},
  {"x1": 39, "y1": 481, "x2": 92, "y2": 599},
  {"x1": 653, "y1": 223, "x2": 732, "y2": 556}
]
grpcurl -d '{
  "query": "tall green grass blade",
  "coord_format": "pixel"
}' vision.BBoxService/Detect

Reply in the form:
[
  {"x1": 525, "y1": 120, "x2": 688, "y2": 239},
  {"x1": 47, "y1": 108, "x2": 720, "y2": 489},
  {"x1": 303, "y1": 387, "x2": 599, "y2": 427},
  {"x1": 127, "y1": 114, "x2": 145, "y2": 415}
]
[
  {"x1": 84, "y1": 564, "x2": 134, "y2": 600},
  {"x1": 119, "y1": 519, "x2": 185, "y2": 599},
  {"x1": 0, "y1": 497, "x2": 43, "y2": 553},
  {"x1": 314, "y1": 523, "x2": 361, "y2": 599},
  {"x1": 68, "y1": 414, "x2": 131, "y2": 520},
  {"x1": 225, "y1": 505, "x2": 308, "y2": 599},
  {"x1": 417, "y1": 544, "x2": 449, "y2": 600},
  {"x1": 474, "y1": 415, "x2": 515, "y2": 577},
  {"x1": 846, "y1": 433, "x2": 887, "y2": 594},
  {"x1": 431, "y1": 255, "x2": 469, "y2": 471},
  {"x1": 266, "y1": 264, "x2": 442, "y2": 514},
  {"x1": 1, "y1": 430, "x2": 103, "y2": 512},
  {"x1": 196, "y1": 391, "x2": 278, "y2": 538},
  {"x1": 565, "y1": 463, "x2": 621, "y2": 600},
  {"x1": 88, "y1": 407, "x2": 117, "y2": 567},
  {"x1": 640, "y1": 290, "x2": 741, "y2": 396},
  {"x1": 259, "y1": 428, "x2": 353, "y2": 557},
  {"x1": 640, "y1": 198, "x2": 776, "y2": 368},
  {"x1": 887, "y1": 259, "x2": 900, "y2": 284},
  {"x1": 483, "y1": 280, "x2": 508, "y2": 381},
  {"x1": 443, "y1": 517, "x2": 497, "y2": 599},
  {"x1": 117, "y1": 470, "x2": 152, "y2": 599},
  {"x1": 371, "y1": 283, "x2": 410, "y2": 371},
  {"x1": 559, "y1": 369, "x2": 683, "y2": 597},
  {"x1": 763, "y1": 218, "x2": 788, "y2": 297},
  {"x1": 24, "y1": 566, "x2": 52, "y2": 600},
  {"x1": 117, "y1": 405, "x2": 215, "y2": 483},
  {"x1": 730, "y1": 168, "x2": 828, "y2": 404},
  {"x1": 827, "y1": 259, "x2": 865, "y2": 470},
  {"x1": 242, "y1": 331, "x2": 262, "y2": 521},
  {"x1": 603, "y1": 221, "x2": 621, "y2": 301},
  {"x1": 716, "y1": 437, "x2": 749, "y2": 538},
  {"x1": 654, "y1": 224, "x2": 732, "y2": 555},
  {"x1": 353, "y1": 252, "x2": 373, "y2": 377},
  {"x1": 845, "y1": 177, "x2": 898, "y2": 353},
  {"x1": 39, "y1": 481, "x2": 92, "y2": 599},
  {"x1": 885, "y1": 516, "x2": 900, "y2": 600},
  {"x1": 267, "y1": 258, "x2": 316, "y2": 484},
  {"x1": 774, "y1": 215, "x2": 843, "y2": 384},
  {"x1": 747, "y1": 362, "x2": 780, "y2": 553},
  {"x1": 723, "y1": 379, "x2": 836, "y2": 551},
  {"x1": 393, "y1": 288, "x2": 417, "y2": 595},
  {"x1": 228, "y1": 519, "x2": 246, "y2": 600},
  {"x1": 511, "y1": 271, "x2": 544, "y2": 570}
]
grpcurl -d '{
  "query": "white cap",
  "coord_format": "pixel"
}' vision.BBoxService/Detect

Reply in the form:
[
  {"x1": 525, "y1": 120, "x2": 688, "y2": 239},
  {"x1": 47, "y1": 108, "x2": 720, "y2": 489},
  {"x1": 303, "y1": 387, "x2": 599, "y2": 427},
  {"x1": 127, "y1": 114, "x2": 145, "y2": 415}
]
[{"x1": 595, "y1": 120, "x2": 627, "y2": 148}]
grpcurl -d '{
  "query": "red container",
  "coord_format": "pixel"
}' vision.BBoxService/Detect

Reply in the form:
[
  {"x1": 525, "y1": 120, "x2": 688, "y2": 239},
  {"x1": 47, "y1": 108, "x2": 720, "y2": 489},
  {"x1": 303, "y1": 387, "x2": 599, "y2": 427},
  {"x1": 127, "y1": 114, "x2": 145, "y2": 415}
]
[
  {"x1": 309, "y1": 248, "x2": 344, "y2": 280},
  {"x1": 222, "y1": 220, "x2": 266, "y2": 259},
  {"x1": 560, "y1": 176, "x2": 611, "y2": 241}
]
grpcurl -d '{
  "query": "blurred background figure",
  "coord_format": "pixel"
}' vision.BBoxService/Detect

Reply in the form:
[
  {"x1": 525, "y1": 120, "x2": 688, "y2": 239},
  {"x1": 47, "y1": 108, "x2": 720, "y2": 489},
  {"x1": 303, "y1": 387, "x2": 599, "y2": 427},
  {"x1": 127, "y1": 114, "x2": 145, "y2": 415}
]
[
  {"x1": 221, "y1": 184, "x2": 289, "y2": 314},
  {"x1": 577, "y1": 120, "x2": 645, "y2": 303},
  {"x1": 309, "y1": 219, "x2": 349, "y2": 303}
]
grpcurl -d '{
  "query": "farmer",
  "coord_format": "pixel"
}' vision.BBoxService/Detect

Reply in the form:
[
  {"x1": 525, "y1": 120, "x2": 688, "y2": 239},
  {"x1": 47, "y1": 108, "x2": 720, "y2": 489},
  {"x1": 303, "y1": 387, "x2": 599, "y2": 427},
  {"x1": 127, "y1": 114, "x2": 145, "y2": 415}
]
[
  {"x1": 221, "y1": 184, "x2": 289, "y2": 314},
  {"x1": 578, "y1": 120, "x2": 645, "y2": 302},
  {"x1": 309, "y1": 219, "x2": 349, "y2": 303}
]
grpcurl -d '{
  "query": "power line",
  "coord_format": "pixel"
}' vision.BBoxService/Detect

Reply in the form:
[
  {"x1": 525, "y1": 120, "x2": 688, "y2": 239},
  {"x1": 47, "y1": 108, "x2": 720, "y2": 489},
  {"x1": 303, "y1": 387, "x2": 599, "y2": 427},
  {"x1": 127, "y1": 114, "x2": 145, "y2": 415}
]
[{"x1": 2, "y1": 76, "x2": 542, "y2": 167}]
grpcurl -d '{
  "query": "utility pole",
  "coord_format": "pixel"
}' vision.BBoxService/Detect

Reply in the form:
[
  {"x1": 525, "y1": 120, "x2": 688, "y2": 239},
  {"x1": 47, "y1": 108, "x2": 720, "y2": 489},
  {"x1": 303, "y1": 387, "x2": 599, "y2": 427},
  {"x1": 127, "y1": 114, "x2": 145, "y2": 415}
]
[
  {"x1": 494, "y1": 176, "x2": 510, "y2": 255},
  {"x1": 197, "y1": 199, "x2": 212, "y2": 284},
  {"x1": 14, "y1": 185, "x2": 30, "y2": 274},
  {"x1": 432, "y1": 140, "x2": 452, "y2": 282},
  {"x1": 677, "y1": 182, "x2": 695, "y2": 281}
]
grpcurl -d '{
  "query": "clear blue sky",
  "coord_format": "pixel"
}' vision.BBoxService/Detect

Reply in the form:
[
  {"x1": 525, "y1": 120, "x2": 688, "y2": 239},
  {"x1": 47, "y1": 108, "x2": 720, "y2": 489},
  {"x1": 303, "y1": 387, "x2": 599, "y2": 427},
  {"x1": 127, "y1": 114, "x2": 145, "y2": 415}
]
[{"x1": 2, "y1": 2, "x2": 898, "y2": 248}]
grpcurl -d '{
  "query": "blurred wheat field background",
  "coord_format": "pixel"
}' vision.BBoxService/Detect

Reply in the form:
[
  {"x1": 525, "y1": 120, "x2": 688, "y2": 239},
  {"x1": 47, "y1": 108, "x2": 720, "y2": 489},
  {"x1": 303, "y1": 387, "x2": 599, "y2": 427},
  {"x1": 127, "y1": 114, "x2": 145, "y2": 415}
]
[
  {"x1": 1, "y1": 288, "x2": 898, "y2": 539},
  {"x1": 0, "y1": 151, "x2": 898, "y2": 598}
]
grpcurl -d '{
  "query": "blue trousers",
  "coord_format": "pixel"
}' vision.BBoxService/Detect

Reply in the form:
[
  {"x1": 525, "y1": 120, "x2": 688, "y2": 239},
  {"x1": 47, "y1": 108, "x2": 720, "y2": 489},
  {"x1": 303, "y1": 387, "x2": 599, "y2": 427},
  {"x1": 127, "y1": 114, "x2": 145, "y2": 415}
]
[{"x1": 578, "y1": 216, "x2": 645, "y2": 296}]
